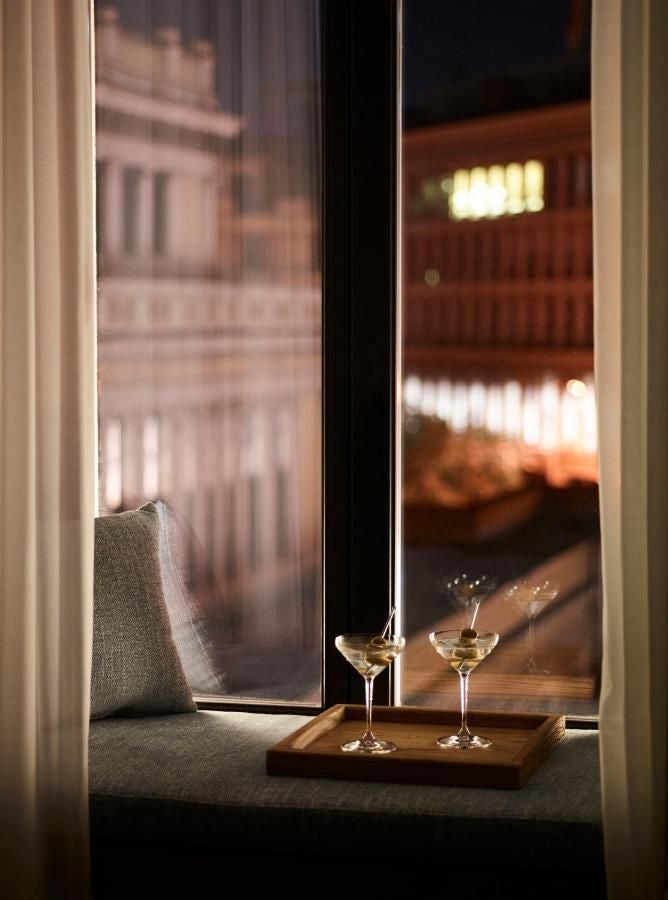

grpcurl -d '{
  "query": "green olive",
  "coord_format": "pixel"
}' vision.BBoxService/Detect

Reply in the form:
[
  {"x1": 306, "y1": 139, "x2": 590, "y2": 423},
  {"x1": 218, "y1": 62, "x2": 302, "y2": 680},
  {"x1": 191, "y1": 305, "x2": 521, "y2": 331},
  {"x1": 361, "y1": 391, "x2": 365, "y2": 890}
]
[{"x1": 369, "y1": 635, "x2": 388, "y2": 648}]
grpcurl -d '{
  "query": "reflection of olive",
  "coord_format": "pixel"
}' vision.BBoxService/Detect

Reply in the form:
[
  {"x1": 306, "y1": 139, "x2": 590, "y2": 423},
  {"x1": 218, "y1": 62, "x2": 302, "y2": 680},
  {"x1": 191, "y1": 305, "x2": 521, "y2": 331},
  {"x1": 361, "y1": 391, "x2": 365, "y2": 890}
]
[
  {"x1": 366, "y1": 647, "x2": 398, "y2": 666},
  {"x1": 454, "y1": 647, "x2": 479, "y2": 660}
]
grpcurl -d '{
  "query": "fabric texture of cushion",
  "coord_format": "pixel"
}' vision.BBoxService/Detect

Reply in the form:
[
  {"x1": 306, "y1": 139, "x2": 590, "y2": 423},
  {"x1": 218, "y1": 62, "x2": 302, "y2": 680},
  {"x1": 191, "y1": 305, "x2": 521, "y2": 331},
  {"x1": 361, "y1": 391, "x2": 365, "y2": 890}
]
[
  {"x1": 91, "y1": 504, "x2": 197, "y2": 719},
  {"x1": 89, "y1": 712, "x2": 604, "y2": 880}
]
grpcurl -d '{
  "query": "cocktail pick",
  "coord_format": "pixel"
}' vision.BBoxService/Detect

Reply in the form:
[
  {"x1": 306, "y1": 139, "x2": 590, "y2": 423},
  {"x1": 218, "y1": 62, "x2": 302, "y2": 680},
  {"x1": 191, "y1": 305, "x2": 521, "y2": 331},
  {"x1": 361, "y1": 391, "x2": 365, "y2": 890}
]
[
  {"x1": 381, "y1": 606, "x2": 396, "y2": 639},
  {"x1": 469, "y1": 600, "x2": 480, "y2": 630}
]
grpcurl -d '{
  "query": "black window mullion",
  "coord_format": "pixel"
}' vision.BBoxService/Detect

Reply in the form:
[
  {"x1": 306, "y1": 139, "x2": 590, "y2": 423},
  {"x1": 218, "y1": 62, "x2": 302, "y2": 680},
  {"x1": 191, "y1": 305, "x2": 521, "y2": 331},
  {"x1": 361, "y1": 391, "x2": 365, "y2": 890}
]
[{"x1": 322, "y1": 0, "x2": 399, "y2": 708}]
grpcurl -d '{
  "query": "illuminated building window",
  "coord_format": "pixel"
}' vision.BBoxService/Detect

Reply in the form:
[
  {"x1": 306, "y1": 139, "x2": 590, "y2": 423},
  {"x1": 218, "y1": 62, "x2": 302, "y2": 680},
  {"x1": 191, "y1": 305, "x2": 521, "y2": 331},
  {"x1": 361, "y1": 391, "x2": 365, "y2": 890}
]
[{"x1": 420, "y1": 160, "x2": 545, "y2": 220}]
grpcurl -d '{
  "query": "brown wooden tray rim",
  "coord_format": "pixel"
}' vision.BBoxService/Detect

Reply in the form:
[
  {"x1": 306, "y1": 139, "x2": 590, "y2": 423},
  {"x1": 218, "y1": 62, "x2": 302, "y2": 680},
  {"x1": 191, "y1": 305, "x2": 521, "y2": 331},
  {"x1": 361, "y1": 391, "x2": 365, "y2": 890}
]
[{"x1": 266, "y1": 704, "x2": 565, "y2": 790}]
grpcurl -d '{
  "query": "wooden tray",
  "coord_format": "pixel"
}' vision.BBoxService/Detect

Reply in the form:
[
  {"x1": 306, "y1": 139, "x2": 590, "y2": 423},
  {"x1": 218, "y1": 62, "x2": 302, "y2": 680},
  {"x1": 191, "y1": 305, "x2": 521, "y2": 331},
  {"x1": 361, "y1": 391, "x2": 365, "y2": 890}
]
[{"x1": 266, "y1": 705, "x2": 565, "y2": 789}]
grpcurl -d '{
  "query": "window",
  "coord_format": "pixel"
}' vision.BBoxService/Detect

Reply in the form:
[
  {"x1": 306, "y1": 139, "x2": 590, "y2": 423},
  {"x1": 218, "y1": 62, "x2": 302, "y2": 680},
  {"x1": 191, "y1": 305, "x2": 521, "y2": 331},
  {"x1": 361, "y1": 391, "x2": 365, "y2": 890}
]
[
  {"x1": 95, "y1": 1, "x2": 322, "y2": 706},
  {"x1": 419, "y1": 161, "x2": 545, "y2": 220},
  {"x1": 95, "y1": 2, "x2": 593, "y2": 720},
  {"x1": 400, "y1": 0, "x2": 598, "y2": 717}
]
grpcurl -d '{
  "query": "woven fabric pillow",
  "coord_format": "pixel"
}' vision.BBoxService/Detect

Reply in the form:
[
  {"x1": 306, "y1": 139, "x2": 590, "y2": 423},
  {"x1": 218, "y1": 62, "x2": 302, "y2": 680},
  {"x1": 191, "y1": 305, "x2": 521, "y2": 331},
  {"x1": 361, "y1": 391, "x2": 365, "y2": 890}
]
[{"x1": 91, "y1": 503, "x2": 197, "y2": 719}]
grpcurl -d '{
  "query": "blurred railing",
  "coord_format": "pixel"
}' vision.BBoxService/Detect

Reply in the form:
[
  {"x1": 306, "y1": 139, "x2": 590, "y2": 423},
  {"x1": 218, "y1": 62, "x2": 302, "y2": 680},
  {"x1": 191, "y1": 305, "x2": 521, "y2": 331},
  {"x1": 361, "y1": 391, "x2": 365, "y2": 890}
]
[{"x1": 404, "y1": 208, "x2": 593, "y2": 351}]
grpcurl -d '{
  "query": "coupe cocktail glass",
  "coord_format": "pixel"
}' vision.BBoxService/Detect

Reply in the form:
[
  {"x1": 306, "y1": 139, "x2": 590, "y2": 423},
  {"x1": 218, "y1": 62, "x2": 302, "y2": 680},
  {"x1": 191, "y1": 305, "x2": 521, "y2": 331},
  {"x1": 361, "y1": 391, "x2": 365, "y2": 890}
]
[
  {"x1": 335, "y1": 633, "x2": 405, "y2": 753},
  {"x1": 429, "y1": 628, "x2": 499, "y2": 749},
  {"x1": 504, "y1": 579, "x2": 558, "y2": 674},
  {"x1": 441, "y1": 573, "x2": 498, "y2": 629}
]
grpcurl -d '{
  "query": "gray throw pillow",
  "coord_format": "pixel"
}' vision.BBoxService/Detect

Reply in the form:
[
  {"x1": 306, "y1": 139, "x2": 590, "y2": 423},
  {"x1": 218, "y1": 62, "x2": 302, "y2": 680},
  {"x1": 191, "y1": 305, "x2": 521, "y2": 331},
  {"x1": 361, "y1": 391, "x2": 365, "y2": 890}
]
[{"x1": 91, "y1": 503, "x2": 197, "y2": 719}]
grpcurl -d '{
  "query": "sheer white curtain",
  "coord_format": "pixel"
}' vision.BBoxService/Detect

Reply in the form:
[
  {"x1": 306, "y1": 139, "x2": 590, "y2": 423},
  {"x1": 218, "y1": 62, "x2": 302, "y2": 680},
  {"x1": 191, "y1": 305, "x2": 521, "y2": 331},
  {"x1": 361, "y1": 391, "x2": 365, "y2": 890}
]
[
  {"x1": 0, "y1": 1, "x2": 96, "y2": 897},
  {"x1": 593, "y1": 1, "x2": 668, "y2": 898}
]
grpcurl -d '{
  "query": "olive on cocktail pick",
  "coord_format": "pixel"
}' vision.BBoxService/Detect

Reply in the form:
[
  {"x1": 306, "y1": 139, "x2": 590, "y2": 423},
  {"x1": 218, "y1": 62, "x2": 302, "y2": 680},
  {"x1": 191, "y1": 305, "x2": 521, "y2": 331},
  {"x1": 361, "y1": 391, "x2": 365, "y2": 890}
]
[
  {"x1": 370, "y1": 635, "x2": 389, "y2": 648},
  {"x1": 460, "y1": 627, "x2": 478, "y2": 646}
]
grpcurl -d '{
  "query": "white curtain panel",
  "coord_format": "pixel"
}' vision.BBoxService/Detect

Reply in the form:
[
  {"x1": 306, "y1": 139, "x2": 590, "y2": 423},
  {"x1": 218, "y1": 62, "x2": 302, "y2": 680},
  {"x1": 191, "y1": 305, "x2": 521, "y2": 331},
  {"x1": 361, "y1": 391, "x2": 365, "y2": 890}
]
[
  {"x1": 593, "y1": 1, "x2": 668, "y2": 898},
  {"x1": 0, "y1": 1, "x2": 96, "y2": 898}
]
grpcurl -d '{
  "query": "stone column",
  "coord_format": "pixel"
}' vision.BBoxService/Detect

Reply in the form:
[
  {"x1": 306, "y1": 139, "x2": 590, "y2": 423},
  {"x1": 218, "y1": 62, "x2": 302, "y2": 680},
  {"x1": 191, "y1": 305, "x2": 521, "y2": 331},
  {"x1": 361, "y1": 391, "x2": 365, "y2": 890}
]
[
  {"x1": 202, "y1": 176, "x2": 217, "y2": 270},
  {"x1": 121, "y1": 415, "x2": 145, "y2": 508},
  {"x1": 191, "y1": 40, "x2": 215, "y2": 101},
  {"x1": 96, "y1": 5, "x2": 120, "y2": 65},
  {"x1": 155, "y1": 27, "x2": 182, "y2": 86},
  {"x1": 103, "y1": 159, "x2": 123, "y2": 263},
  {"x1": 137, "y1": 169, "x2": 153, "y2": 260}
]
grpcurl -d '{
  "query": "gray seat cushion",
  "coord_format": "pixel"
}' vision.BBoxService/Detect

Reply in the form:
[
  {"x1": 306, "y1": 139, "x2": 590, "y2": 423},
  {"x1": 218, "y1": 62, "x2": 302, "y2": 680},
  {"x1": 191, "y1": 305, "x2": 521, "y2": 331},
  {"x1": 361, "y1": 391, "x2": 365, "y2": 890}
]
[
  {"x1": 91, "y1": 505, "x2": 197, "y2": 718},
  {"x1": 89, "y1": 711, "x2": 603, "y2": 877}
]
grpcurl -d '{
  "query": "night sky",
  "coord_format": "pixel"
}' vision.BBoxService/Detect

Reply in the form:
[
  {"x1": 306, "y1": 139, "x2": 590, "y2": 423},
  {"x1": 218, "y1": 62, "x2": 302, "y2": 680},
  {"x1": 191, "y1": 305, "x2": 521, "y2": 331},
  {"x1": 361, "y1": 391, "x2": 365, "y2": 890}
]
[
  {"x1": 105, "y1": 0, "x2": 590, "y2": 125},
  {"x1": 404, "y1": 0, "x2": 583, "y2": 106}
]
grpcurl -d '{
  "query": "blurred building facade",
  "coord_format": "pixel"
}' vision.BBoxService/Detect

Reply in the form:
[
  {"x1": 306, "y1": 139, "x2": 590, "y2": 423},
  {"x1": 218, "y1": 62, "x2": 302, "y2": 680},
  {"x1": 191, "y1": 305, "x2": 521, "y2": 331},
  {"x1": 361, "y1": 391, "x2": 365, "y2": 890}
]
[
  {"x1": 95, "y1": 6, "x2": 321, "y2": 683},
  {"x1": 93, "y1": 3, "x2": 596, "y2": 699},
  {"x1": 403, "y1": 101, "x2": 596, "y2": 489},
  {"x1": 401, "y1": 100, "x2": 600, "y2": 714}
]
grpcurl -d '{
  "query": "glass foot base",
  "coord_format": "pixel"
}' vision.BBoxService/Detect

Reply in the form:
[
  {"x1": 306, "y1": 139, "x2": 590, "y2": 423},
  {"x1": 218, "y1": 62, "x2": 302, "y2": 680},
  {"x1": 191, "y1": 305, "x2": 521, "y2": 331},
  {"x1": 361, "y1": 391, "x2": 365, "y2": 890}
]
[
  {"x1": 523, "y1": 661, "x2": 551, "y2": 675},
  {"x1": 340, "y1": 738, "x2": 398, "y2": 754},
  {"x1": 436, "y1": 734, "x2": 492, "y2": 750}
]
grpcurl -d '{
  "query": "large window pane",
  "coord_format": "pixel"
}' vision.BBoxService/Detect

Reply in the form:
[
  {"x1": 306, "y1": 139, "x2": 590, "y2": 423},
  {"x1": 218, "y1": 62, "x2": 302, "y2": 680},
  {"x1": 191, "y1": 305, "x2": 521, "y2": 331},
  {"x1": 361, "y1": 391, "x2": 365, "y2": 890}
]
[
  {"x1": 95, "y1": 1, "x2": 322, "y2": 704},
  {"x1": 400, "y1": 1, "x2": 599, "y2": 716}
]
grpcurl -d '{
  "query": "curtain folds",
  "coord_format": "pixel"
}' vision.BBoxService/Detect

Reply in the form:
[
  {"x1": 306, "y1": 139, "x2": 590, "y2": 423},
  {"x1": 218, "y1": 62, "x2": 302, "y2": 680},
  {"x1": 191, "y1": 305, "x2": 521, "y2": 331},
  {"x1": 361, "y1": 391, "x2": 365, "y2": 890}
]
[
  {"x1": 593, "y1": 1, "x2": 668, "y2": 898},
  {"x1": 0, "y1": 1, "x2": 96, "y2": 897}
]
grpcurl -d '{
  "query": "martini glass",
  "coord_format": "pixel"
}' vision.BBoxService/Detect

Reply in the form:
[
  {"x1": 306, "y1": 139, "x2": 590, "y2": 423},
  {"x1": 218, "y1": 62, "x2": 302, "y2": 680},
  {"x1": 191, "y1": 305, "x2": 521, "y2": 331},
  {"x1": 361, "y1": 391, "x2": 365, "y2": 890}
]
[
  {"x1": 504, "y1": 579, "x2": 558, "y2": 674},
  {"x1": 429, "y1": 628, "x2": 499, "y2": 749},
  {"x1": 335, "y1": 633, "x2": 405, "y2": 753},
  {"x1": 441, "y1": 573, "x2": 498, "y2": 630}
]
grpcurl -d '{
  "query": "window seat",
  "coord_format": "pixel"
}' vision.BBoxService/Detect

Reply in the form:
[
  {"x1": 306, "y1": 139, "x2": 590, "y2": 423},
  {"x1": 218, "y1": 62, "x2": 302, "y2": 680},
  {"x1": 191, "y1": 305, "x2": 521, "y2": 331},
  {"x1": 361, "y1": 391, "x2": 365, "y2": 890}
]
[{"x1": 89, "y1": 710, "x2": 605, "y2": 898}]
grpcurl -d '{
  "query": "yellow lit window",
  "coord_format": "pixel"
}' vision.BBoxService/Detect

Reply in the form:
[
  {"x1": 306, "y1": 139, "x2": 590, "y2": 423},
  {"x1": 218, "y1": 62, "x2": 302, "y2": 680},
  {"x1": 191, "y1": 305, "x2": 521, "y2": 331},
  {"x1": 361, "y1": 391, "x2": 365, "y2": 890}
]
[{"x1": 421, "y1": 161, "x2": 545, "y2": 220}]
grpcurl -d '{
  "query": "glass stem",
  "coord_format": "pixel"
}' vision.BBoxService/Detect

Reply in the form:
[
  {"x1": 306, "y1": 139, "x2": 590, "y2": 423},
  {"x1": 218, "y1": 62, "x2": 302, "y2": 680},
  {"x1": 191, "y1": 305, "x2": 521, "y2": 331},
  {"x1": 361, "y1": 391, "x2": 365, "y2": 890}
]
[
  {"x1": 527, "y1": 616, "x2": 536, "y2": 671},
  {"x1": 364, "y1": 675, "x2": 375, "y2": 739},
  {"x1": 458, "y1": 671, "x2": 472, "y2": 740}
]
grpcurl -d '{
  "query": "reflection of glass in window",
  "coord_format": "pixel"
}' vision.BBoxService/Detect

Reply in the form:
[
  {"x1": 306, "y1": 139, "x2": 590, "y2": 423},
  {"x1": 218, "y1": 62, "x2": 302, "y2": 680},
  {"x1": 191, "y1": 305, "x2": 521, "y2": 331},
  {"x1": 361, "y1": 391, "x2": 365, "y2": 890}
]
[
  {"x1": 248, "y1": 475, "x2": 261, "y2": 567},
  {"x1": 224, "y1": 483, "x2": 237, "y2": 580},
  {"x1": 153, "y1": 173, "x2": 168, "y2": 257},
  {"x1": 275, "y1": 409, "x2": 292, "y2": 560},
  {"x1": 122, "y1": 166, "x2": 141, "y2": 255},
  {"x1": 276, "y1": 468, "x2": 290, "y2": 560}
]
